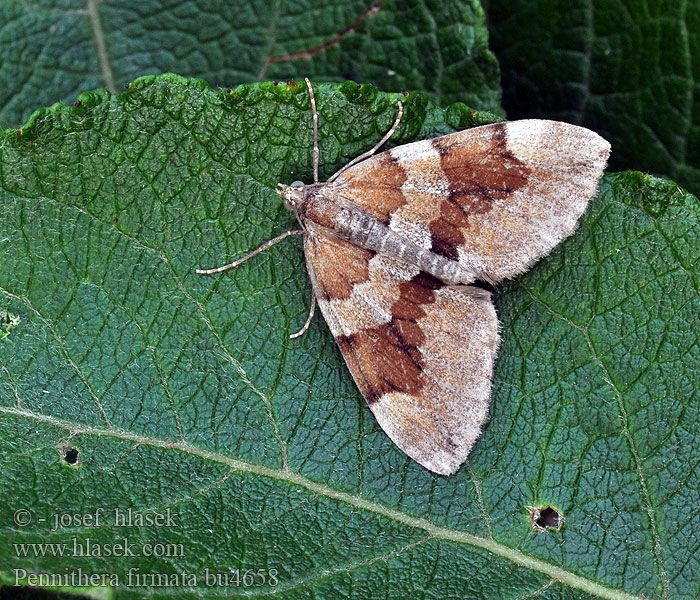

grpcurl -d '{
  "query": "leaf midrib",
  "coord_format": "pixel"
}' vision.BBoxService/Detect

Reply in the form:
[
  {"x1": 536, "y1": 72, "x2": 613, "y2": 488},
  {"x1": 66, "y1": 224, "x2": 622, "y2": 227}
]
[
  {"x1": 0, "y1": 405, "x2": 649, "y2": 600},
  {"x1": 86, "y1": 0, "x2": 115, "y2": 94}
]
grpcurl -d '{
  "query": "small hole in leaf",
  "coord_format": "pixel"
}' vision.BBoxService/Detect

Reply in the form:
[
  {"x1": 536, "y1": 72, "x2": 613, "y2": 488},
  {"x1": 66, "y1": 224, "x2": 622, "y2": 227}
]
[
  {"x1": 0, "y1": 310, "x2": 20, "y2": 341},
  {"x1": 61, "y1": 445, "x2": 79, "y2": 466},
  {"x1": 530, "y1": 505, "x2": 563, "y2": 531}
]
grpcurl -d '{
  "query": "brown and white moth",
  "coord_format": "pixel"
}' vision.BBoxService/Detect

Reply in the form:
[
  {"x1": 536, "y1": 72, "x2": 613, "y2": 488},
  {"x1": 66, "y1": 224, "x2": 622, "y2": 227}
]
[{"x1": 197, "y1": 79, "x2": 611, "y2": 476}]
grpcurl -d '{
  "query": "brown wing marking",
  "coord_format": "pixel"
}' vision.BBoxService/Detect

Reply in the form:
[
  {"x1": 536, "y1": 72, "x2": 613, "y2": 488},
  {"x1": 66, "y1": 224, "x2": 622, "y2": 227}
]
[
  {"x1": 304, "y1": 227, "x2": 500, "y2": 475},
  {"x1": 328, "y1": 120, "x2": 610, "y2": 282},
  {"x1": 333, "y1": 152, "x2": 408, "y2": 223}
]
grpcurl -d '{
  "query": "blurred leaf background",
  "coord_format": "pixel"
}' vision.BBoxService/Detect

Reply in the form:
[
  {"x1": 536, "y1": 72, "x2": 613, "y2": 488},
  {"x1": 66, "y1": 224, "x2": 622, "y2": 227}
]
[{"x1": 2, "y1": 0, "x2": 698, "y2": 194}]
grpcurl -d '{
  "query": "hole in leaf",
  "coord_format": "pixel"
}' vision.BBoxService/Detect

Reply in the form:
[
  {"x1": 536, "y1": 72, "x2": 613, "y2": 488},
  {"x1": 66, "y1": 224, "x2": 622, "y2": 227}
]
[
  {"x1": 530, "y1": 505, "x2": 563, "y2": 531},
  {"x1": 0, "y1": 310, "x2": 20, "y2": 341},
  {"x1": 60, "y1": 445, "x2": 80, "y2": 466}
]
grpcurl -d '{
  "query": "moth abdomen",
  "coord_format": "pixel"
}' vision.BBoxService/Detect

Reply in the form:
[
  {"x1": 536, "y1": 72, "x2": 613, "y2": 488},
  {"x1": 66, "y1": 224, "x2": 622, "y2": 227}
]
[{"x1": 304, "y1": 195, "x2": 474, "y2": 285}]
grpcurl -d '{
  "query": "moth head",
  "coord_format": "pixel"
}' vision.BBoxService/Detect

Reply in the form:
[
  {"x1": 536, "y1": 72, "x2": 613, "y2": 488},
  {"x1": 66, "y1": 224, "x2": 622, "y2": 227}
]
[{"x1": 276, "y1": 181, "x2": 306, "y2": 213}]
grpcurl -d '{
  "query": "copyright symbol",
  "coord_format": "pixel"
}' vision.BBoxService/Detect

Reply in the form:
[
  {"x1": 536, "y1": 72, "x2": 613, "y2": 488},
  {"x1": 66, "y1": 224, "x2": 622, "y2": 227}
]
[{"x1": 14, "y1": 509, "x2": 31, "y2": 526}]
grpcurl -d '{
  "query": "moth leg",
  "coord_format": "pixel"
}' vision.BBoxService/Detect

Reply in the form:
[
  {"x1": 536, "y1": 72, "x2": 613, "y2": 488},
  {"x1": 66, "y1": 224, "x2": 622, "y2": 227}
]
[
  {"x1": 289, "y1": 292, "x2": 316, "y2": 339},
  {"x1": 304, "y1": 78, "x2": 319, "y2": 184},
  {"x1": 195, "y1": 229, "x2": 303, "y2": 275},
  {"x1": 326, "y1": 100, "x2": 404, "y2": 184}
]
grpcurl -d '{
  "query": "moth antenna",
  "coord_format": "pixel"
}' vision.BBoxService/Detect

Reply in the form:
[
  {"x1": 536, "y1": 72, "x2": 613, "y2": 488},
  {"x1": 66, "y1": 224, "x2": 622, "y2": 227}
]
[
  {"x1": 326, "y1": 100, "x2": 404, "y2": 184},
  {"x1": 304, "y1": 78, "x2": 319, "y2": 184},
  {"x1": 289, "y1": 293, "x2": 316, "y2": 339},
  {"x1": 195, "y1": 229, "x2": 303, "y2": 275}
]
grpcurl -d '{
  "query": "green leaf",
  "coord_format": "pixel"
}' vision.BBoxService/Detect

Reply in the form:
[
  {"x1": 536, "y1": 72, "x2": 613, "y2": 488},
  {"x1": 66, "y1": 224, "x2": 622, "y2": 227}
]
[
  {"x1": 1, "y1": 76, "x2": 699, "y2": 600},
  {"x1": 0, "y1": 0, "x2": 501, "y2": 129},
  {"x1": 485, "y1": 0, "x2": 700, "y2": 197}
]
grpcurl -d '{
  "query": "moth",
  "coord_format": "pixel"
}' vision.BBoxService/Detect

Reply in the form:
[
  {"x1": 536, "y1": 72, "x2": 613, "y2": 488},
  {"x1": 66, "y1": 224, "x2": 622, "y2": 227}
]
[{"x1": 197, "y1": 79, "x2": 611, "y2": 475}]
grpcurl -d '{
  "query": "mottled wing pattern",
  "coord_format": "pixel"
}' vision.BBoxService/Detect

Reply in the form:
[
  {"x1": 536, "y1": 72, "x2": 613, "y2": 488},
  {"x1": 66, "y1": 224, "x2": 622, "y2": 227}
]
[
  {"x1": 303, "y1": 224, "x2": 499, "y2": 475},
  {"x1": 327, "y1": 120, "x2": 611, "y2": 283}
]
